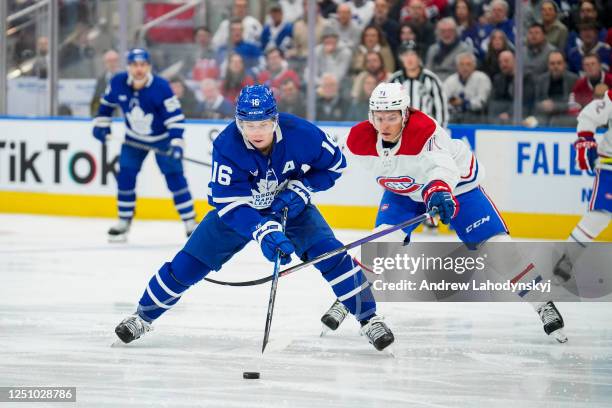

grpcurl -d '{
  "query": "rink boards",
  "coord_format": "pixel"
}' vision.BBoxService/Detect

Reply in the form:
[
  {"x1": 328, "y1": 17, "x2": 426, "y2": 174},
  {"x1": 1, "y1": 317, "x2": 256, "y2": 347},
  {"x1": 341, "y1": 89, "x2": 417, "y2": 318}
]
[{"x1": 0, "y1": 117, "x2": 610, "y2": 240}]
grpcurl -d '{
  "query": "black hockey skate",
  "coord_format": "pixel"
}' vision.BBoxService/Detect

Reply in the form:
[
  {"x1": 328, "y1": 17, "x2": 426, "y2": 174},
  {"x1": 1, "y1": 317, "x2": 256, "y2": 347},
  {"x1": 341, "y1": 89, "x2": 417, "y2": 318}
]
[
  {"x1": 537, "y1": 301, "x2": 567, "y2": 343},
  {"x1": 108, "y1": 219, "x2": 131, "y2": 243},
  {"x1": 360, "y1": 316, "x2": 395, "y2": 351},
  {"x1": 321, "y1": 299, "x2": 349, "y2": 332},
  {"x1": 115, "y1": 314, "x2": 152, "y2": 344}
]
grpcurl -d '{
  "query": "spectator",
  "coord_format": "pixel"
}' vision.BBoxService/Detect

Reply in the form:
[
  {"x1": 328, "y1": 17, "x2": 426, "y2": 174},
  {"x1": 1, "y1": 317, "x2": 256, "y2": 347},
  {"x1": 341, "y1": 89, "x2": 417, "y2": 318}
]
[
  {"x1": 169, "y1": 77, "x2": 200, "y2": 119},
  {"x1": 479, "y1": 0, "x2": 515, "y2": 53},
  {"x1": 569, "y1": 53, "x2": 612, "y2": 114},
  {"x1": 540, "y1": 0, "x2": 568, "y2": 51},
  {"x1": 277, "y1": 78, "x2": 306, "y2": 117},
  {"x1": 399, "y1": 22, "x2": 418, "y2": 46},
  {"x1": 351, "y1": 25, "x2": 396, "y2": 75},
  {"x1": 221, "y1": 53, "x2": 256, "y2": 103},
  {"x1": 198, "y1": 79, "x2": 235, "y2": 120},
  {"x1": 256, "y1": 48, "x2": 301, "y2": 95},
  {"x1": 425, "y1": 17, "x2": 473, "y2": 81},
  {"x1": 481, "y1": 29, "x2": 513, "y2": 78},
  {"x1": 443, "y1": 52, "x2": 492, "y2": 123},
  {"x1": 347, "y1": 0, "x2": 376, "y2": 30},
  {"x1": 189, "y1": 26, "x2": 220, "y2": 81},
  {"x1": 402, "y1": 0, "x2": 437, "y2": 51},
  {"x1": 313, "y1": 25, "x2": 353, "y2": 85},
  {"x1": 523, "y1": 23, "x2": 557, "y2": 77},
  {"x1": 330, "y1": 3, "x2": 363, "y2": 49},
  {"x1": 351, "y1": 50, "x2": 391, "y2": 99},
  {"x1": 370, "y1": 0, "x2": 401, "y2": 54},
  {"x1": 452, "y1": 0, "x2": 482, "y2": 59},
  {"x1": 567, "y1": 20, "x2": 611, "y2": 74},
  {"x1": 90, "y1": 49, "x2": 120, "y2": 116},
  {"x1": 399, "y1": 0, "x2": 449, "y2": 23},
  {"x1": 346, "y1": 74, "x2": 381, "y2": 121},
  {"x1": 534, "y1": 51, "x2": 578, "y2": 127},
  {"x1": 567, "y1": 1, "x2": 607, "y2": 51},
  {"x1": 390, "y1": 40, "x2": 449, "y2": 127},
  {"x1": 215, "y1": 19, "x2": 264, "y2": 73},
  {"x1": 316, "y1": 73, "x2": 348, "y2": 121},
  {"x1": 287, "y1": 0, "x2": 329, "y2": 68},
  {"x1": 212, "y1": 0, "x2": 262, "y2": 50},
  {"x1": 489, "y1": 50, "x2": 535, "y2": 124},
  {"x1": 28, "y1": 36, "x2": 49, "y2": 79},
  {"x1": 261, "y1": 2, "x2": 294, "y2": 53}
]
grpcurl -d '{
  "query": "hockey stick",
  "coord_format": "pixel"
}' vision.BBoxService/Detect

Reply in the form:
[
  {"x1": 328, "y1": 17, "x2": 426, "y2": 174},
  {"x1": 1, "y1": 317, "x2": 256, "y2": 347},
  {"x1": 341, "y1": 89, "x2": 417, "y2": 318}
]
[
  {"x1": 119, "y1": 138, "x2": 212, "y2": 167},
  {"x1": 262, "y1": 207, "x2": 289, "y2": 353},
  {"x1": 204, "y1": 210, "x2": 435, "y2": 287}
]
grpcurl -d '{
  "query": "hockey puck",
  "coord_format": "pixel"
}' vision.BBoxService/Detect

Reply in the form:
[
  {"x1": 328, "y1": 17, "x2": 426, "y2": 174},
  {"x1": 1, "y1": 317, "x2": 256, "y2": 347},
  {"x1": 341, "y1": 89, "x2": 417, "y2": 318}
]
[{"x1": 243, "y1": 371, "x2": 260, "y2": 379}]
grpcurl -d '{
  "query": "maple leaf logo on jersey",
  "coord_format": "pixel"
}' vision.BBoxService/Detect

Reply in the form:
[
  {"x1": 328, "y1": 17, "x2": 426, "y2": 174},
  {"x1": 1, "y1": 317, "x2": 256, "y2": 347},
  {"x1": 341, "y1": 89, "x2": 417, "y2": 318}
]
[
  {"x1": 126, "y1": 106, "x2": 153, "y2": 135},
  {"x1": 377, "y1": 176, "x2": 422, "y2": 194},
  {"x1": 251, "y1": 168, "x2": 285, "y2": 209}
]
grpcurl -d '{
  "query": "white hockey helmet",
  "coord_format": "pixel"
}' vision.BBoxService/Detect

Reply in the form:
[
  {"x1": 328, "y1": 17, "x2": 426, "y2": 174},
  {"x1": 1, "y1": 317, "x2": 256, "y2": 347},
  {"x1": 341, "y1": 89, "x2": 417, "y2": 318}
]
[{"x1": 368, "y1": 82, "x2": 410, "y2": 124}]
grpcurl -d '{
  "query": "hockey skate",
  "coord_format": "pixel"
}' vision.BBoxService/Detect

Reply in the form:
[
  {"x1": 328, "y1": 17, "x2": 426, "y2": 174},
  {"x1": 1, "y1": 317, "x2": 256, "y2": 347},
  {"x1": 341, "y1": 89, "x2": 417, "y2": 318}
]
[
  {"x1": 114, "y1": 314, "x2": 152, "y2": 344},
  {"x1": 537, "y1": 301, "x2": 567, "y2": 343},
  {"x1": 184, "y1": 219, "x2": 197, "y2": 238},
  {"x1": 552, "y1": 253, "x2": 573, "y2": 284},
  {"x1": 360, "y1": 316, "x2": 395, "y2": 351},
  {"x1": 108, "y1": 219, "x2": 131, "y2": 243},
  {"x1": 320, "y1": 299, "x2": 349, "y2": 335}
]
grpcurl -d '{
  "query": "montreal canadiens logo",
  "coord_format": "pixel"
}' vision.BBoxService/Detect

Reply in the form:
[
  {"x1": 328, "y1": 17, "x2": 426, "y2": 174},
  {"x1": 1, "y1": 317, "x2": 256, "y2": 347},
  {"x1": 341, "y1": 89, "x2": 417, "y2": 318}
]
[{"x1": 377, "y1": 176, "x2": 422, "y2": 194}]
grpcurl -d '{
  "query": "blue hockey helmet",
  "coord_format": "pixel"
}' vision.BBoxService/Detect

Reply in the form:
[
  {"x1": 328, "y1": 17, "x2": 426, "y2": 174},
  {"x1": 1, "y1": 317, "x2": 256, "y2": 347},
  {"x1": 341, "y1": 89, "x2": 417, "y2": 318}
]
[
  {"x1": 235, "y1": 85, "x2": 278, "y2": 122},
  {"x1": 126, "y1": 48, "x2": 150, "y2": 65}
]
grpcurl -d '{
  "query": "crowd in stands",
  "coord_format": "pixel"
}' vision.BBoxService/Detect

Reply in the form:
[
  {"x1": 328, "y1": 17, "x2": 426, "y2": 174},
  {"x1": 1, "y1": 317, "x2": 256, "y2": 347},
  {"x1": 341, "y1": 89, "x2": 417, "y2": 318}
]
[{"x1": 13, "y1": 0, "x2": 612, "y2": 126}]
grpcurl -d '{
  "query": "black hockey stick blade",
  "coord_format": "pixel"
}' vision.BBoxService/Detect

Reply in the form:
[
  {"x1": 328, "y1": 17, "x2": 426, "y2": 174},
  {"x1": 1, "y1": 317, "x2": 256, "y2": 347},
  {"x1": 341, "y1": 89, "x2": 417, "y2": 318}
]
[
  {"x1": 261, "y1": 208, "x2": 288, "y2": 353},
  {"x1": 204, "y1": 210, "x2": 435, "y2": 287}
]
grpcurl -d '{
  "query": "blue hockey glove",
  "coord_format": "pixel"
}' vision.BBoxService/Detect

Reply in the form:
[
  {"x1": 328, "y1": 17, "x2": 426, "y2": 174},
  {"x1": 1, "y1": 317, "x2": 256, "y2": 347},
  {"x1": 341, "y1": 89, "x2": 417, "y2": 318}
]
[
  {"x1": 252, "y1": 220, "x2": 295, "y2": 264},
  {"x1": 574, "y1": 133, "x2": 598, "y2": 171},
  {"x1": 271, "y1": 180, "x2": 311, "y2": 218},
  {"x1": 168, "y1": 138, "x2": 184, "y2": 160},
  {"x1": 93, "y1": 126, "x2": 111, "y2": 143},
  {"x1": 422, "y1": 180, "x2": 459, "y2": 225}
]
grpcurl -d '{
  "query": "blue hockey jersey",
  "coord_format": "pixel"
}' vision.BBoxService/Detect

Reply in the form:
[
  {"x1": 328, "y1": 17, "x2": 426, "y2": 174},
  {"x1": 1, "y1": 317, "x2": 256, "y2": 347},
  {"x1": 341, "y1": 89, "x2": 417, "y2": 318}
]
[
  {"x1": 94, "y1": 72, "x2": 185, "y2": 144},
  {"x1": 208, "y1": 113, "x2": 346, "y2": 238}
]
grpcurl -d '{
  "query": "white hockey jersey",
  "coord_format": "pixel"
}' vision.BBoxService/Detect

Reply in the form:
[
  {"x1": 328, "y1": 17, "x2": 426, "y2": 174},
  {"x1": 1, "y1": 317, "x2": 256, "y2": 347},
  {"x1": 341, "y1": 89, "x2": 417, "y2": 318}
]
[
  {"x1": 346, "y1": 109, "x2": 482, "y2": 202},
  {"x1": 576, "y1": 90, "x2": 612, "y2": 171}
]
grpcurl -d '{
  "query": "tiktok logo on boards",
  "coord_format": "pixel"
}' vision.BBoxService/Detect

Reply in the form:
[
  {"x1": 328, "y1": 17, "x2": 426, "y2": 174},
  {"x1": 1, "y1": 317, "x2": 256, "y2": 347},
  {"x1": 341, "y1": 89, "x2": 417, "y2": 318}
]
[{"x1": 0, "y1": 140, "x2": 118, "y2": 186}]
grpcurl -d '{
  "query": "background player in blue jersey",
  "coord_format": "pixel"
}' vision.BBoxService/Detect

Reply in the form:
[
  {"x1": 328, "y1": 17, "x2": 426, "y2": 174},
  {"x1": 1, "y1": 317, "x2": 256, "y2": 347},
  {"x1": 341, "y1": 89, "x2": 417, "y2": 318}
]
[
  {"x1": 114, "y1": 85, "x2": 395, "y2": 352},
  {"x1": 92, "y1": 48, "x2": 197, "y2": 241}
]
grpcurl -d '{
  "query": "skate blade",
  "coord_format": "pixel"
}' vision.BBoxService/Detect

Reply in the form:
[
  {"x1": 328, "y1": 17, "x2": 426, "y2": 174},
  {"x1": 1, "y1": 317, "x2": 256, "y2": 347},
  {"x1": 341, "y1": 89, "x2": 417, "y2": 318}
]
[
  {"x1": 110, "y1": 339, "x2": 127, "y2": 347},
  {"x1": 108, "y1": 234, "x2": 128, "y2": 243},
  {"x1": 551, "y1": 329, "x2": 568, "y2": 344},
  {"x1": 320, "y1": 325, "x2": 331, "y2": 337},
  {"x1": 383, "y1": 344, "x2": 396, "y2": 357}
]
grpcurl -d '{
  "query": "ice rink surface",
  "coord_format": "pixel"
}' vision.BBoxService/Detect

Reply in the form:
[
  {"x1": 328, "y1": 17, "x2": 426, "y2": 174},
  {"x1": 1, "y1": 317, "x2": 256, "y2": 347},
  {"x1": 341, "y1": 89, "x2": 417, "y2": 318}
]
[{"x1": 1, "y1": 214, "x2": 612, "y2": 408}]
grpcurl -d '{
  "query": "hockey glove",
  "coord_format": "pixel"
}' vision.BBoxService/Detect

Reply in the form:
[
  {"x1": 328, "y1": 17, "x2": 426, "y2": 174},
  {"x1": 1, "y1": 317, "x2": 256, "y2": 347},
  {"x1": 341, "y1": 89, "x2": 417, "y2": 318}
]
[
  {"x1": 168, "y1": 138, "x2": 184, "y2": 160},
  {"x1": 271, "y1": 180, "x2": 311, "y2": 218},
  {"x1": 574, "y1": 134, "x2": 598, "y2": 171},
  {"x1": 93, "y1": 126, "x2": 111, "y2": 143},
  {"x1": 252, "y1": 220, "x2": 295, "y2": 264},
  {"x1": 422, "y1": 180, "x2": 459, "y2": 225}
]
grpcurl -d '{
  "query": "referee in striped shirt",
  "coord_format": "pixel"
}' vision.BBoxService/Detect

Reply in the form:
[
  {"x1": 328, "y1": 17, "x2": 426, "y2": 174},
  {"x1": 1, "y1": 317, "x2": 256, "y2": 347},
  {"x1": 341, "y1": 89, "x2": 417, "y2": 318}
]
[{"x1": 389, "y1": 41, "x2": 449, "y2": 128}]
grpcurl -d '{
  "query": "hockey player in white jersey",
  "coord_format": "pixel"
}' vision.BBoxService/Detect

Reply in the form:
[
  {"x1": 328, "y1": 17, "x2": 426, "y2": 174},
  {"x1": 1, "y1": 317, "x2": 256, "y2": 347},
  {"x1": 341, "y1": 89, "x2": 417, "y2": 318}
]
[
  {"x1": 92, "y1": 48, "x2": 197, "y2": 242},
  {"x1": 553, "y1": 90, "x2": 612, "y2": 282},
  {"x1": 321, "y1": 82, "x2": 568, "y2": 343}
]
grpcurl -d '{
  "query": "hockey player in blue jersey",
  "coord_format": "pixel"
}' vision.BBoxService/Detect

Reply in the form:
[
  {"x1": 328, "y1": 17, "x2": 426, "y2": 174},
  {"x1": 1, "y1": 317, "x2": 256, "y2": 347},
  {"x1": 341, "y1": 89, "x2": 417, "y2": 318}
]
[
  {"x1": 92, "y1": 48, "x2": 197, "y2": 241},
  {"x1": 114, "y1": 85, "x2": 395, "y2": 351}
]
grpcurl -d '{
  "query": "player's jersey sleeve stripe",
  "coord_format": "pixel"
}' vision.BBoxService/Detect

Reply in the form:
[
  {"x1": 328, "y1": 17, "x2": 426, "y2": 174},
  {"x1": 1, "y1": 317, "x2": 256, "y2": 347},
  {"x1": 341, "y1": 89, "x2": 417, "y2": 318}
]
[
  {"x1": 217, "y1": 200, "x2": 253, "y2": 217},
  {"x1": 100, "y1": 98, "x2": 118, "y2": 107},
  {"x1": 164, "y1": 114, "x2": 185, "y2": 126},
  {"x1": 212, "y1": 195, "x2": 253, "y2": 204}
]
